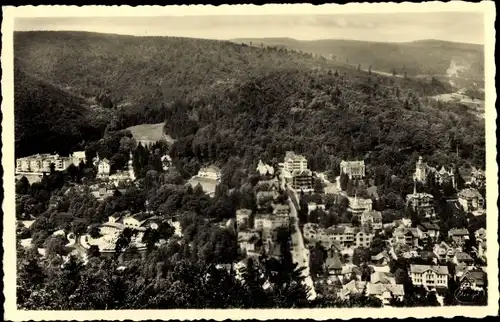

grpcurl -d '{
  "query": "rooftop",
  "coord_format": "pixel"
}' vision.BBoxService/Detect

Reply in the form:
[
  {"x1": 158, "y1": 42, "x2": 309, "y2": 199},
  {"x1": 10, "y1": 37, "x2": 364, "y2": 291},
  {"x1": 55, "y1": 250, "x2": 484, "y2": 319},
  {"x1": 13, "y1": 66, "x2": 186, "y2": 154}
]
[
  {"x1": 458, "y1": 188, "x2": 483, "y2": 200},
  {"x1": 410, "y1": 264, "x2": 449, "y2": 275},
  {"x1": 449, "y1": 228, "x2": 470, "y2": 236}
]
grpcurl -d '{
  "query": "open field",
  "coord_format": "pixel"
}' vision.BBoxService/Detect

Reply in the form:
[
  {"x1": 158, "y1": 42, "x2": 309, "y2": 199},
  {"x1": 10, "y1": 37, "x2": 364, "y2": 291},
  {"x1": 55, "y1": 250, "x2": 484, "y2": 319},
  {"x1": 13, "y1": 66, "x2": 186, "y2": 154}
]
[{"x1": 126, "y1": 122, "x2": 174, "y2": 145}]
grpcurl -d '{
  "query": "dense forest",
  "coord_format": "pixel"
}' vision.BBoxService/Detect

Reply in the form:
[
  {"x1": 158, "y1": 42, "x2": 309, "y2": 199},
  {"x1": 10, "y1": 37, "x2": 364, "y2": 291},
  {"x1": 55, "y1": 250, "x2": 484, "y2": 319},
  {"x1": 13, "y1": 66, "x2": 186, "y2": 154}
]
[
  {"x1": 14, "y1": 69, "x2": 111, "y2": 158},
  {"x1": 233, "y1": 38, "x2": 485, "y2": 81}
]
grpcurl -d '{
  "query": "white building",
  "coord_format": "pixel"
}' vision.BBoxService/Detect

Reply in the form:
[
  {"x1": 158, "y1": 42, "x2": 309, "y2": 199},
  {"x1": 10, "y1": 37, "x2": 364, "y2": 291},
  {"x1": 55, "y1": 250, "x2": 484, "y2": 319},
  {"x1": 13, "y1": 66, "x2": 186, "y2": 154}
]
[
  {"x1": 96, "y1": 158, "x2": 111, "y2": 177},
  {"x1": 340, "y1": 160, "x2": 365, "y2": 180},
  {"x1": 70, "y1": 151, "x2": 86, "y2": 166},
  {"x1": 256, "y1": 160, "x2": 275, "y2": 176},
  {"x1": 161, "y1": 154, "x2": 172, "y2": 171},
  {"x1": 16, "y1": 153, "x2": 72, "y2": 174},
  {"x1": 458, "y1": 188, "x2": 484, "y2": 213},
  {"x1": 410, "y1": 264, "x2": 449, "y2": 289},
  {"x1": 348, "y1": 196, "x2": 373, "y2": 215},
  {"x1": 197, "y1": 165, "x2": 221, "y2": 182},
  {"x1": 283, "y1": 151, "x2": 308, "y2": 173}
]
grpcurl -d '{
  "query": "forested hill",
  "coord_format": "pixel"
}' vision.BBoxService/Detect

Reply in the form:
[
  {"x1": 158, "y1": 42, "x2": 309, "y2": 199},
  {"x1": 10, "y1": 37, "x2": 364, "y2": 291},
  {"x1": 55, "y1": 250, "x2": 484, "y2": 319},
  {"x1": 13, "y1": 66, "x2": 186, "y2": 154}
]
[
  {"x1": 232, "y1": 38, "x2": 484, "y2": 82},
  {"x1": 14, "y1": 69, "x2": 111, "y2": 158},
  {"x1": 14, "y1": 31, "x2": 483, "y2": 173},
  {"x1": 14, "y1": 31, "x2": 337, "y2": 109},
  {"x1": 167, "y1": 67, "x2": 485, "y2": 179}
]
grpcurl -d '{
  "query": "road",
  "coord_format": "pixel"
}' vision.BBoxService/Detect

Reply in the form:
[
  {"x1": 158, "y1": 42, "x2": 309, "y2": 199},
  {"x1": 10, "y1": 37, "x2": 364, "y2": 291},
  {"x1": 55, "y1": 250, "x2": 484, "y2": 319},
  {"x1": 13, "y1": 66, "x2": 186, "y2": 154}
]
[{"x1": 280, "y1": 174, "x2": 317, "y2": 300}]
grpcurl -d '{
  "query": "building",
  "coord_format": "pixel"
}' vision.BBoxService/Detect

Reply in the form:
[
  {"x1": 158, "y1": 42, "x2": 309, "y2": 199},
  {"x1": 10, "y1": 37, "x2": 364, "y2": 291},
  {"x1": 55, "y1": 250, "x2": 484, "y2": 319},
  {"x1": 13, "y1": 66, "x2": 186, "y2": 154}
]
[
  {"x1": 340, "y1": 160, "x2": 366, "y2": 180},
  {"x1": 409, "y1": 264, "x2": 449, "y2": 289},
  {"x1": 474, "y1": 228, "x2": 486, "y2": 242},
  {"x1": 406, "y1": 185, "x2": 436, "y2": 219},
  {"x1": 433, "y1": 242, "x2": 458, "y2": 262},
  {"x1": 338, "y1": 280, "x2": 367, "y2": 300},
  {"x1": 355, "y1": 230, "x2": 374, "y2": 248},
  {"x1": 161, "y1": 154, "x2": 172, "y2": 171},
  {"x1": 392, "y1": 226, "x2": 419, "y2": 247},
  {"x1": 453, "y1": 252, "x2": 474, "y2": 266},
  {"x1": 413, "y1": 156, "x2": 455, "y2": 187},
  {"x1": 271, "y1": 203, "x2": 290, "y2": 217},
  {"x1": 256, "y1": 160, "x2": 275, "y2": 176},
  {"x1": 16, "y1": 153, "x2": 73, "y2": 174},
  {"x1": 238, "y1": 230, "x2": 260, "y2": 254},
  {"x1": 123, "y1": 212, "x2": 154, "y2": 228},
  {"x1": 469, "y1": 167, "x2": 486, "y2": 187},
  {"x1": 459, "y1": 270, "x2": 487, "y2": 291},
  {"x1": 448, "y1": 228, "x2": 470, "y2": 246},
  {"x1": 254, "y1": 213, "x2": 289, "y2": 231},
  {"x1": 367, "y1": 283, "x2": 404, "y2": 305},
  {"x1": 348, "y1": 196, "x2": 373, "y2": 215},
  {"x1": 97, "y1": 158, "x2": 111, "y2": 178},
  {"x1": 197, "y1": 165, "x2": 222, "y2": 182},
  {"x1": 458, "y1": 188, "x2": 484, "y2": 213},
  {"x1": 70, "y1": 151, "x2": 86, "y2": 166},
  {"x1": 360, "y1": 210, "x2": 382, "y2": 230},
  {"x1": 283, "y1": 151, "x2": 308, "y2": 173},
  {"x1": 236, "y1": 209, "x2": 252, "y2": 231},
  {"x1": 416, "y1": 222, "x2": 440, "y2": 241},
  {"x1": 307, "y1": 203, "x2": 326, "y2": 215},
  {"x1": 324, "y1": 252, "x2": 343, "y2": 275}
]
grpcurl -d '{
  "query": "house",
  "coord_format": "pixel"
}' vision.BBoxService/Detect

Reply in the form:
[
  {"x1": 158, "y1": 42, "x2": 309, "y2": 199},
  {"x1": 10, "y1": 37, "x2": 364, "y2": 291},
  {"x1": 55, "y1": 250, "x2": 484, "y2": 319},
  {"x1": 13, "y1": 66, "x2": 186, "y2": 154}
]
[
  {"x1": 416, "y1": 222, "x2": 440, "y2": 241},
  {"x1": 367, "y1": 283, "x2": 405, "y2": 305},
  {"x1": 254, "y1": 213, "x2": 289, "y2": 231},
  {"x1": 474, "y1": 228, "x2": 486, "y2": 242},
  {"x1": 409, "y1": 264, "x2": 449, "y2": 289},
  {"x1": 436, "y1": 166, "x2": 455, "y2": 187},
  {"x1": 360, "y1": 210, "x2": 382, "y2": 230},
  {"x1": 16, "y1": 153, "x2": 75, "y2": 174},
  {"x1": 406, "y1": 186, "x2": 435, "y2": 219},
  {"x1": 458, "y1": 188, "x2": 484, "y2": 213},
  {"x1": 271, "y1": 203, "x2": 290, "y2": 216},
  {"x1": 256, "y1": 160, "x2": 275, "y2": 176},
  {"x1": 469, "y1": 167, "x2": 486, "y2": 187},
  {"x1": 325, "y1": 252, "x2": 343, "y2": 275},
  {"x1": 161, "y1": 155, "x2": 172, "y2": 171},
  {"x1": 433, "y1": 242, "x2": 457, "y2": 262},
  {"x1": 453, "y1": 252, "x2": 474, "y2": 266},
  {"x1": 355, "y1": 230, "x2": 374, "y2": 248},
  {"x1": 303, "y1": 223, "x2": 354, "y2": 249},
  {"x1": 458, "y1": 269, "x2": 486, "y2": 291},
  {"x1": 122, "y1": 212, "x2": 153, "y2": 229},
  {"x1": 370, "y1": 271, "x2": 396, "y2": 285},
  {"x1": 307, "y1": 202, "x2": 326, "y2": 215},
  {"x1": 256, "y1": 178, "x2": 280, "y2": 191},
  {"x1": 448, "y1": 228, "x2": 470, "y2": 246},
  {"x1": 97, "y1": 158, "x2": 111, "y2": 177},
  {"x1": 348, "y1": 196, "x2": 373, "y2": 215},
  {"x1": 236, "y1": 209, "x2": 252, "y2": 231},
  {"x1": 371, "y1": 251, "x2": 390, "y2": 266},
  {"x1": 283, "y1": 151, "x2": 308, "y2": 173},
  {"x1": 338, "y1": 280, "x2": 367, "y2": 300},
  {"x1": 197, "y1": 165, "x2": 221, "y2": 182},
  {"x1": 286, "y1": 169, "x2": 313, "y2": 192},
  {"x1": 238, "y1": 230, "x2": 261, "y2": 254},
  {"x1": 340, "y1": 160, "x2": 366, "y2": 180},
  {"x1": 392, "y1": 226, "x2": 419, "y2": 247}
]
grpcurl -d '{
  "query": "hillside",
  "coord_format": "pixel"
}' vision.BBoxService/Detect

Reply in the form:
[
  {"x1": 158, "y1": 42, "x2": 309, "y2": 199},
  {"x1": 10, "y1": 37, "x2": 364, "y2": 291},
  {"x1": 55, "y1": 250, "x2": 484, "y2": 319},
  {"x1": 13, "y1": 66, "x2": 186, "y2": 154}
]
[
  {"x1": 232, "y1": 38, "x2": 484, "y2": 84},
  {"x1": 14, "y1": 31, "x2": 484, "y2": 175},
  {"x1": 14, "y1": 68, "x2": 111, "y2": 158},
  {"x1": 167, "y1": 66, "x2": 484, "y2": 179},
  {"x1": 14, "y1": 31, "x2": 340, "y2": 112}
]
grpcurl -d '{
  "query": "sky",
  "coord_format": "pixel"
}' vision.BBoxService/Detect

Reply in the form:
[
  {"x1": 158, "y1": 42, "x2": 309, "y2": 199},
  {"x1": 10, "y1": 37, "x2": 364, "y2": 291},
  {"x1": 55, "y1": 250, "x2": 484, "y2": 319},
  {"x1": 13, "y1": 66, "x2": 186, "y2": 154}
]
[{"x1": 14, "y1": 12, "x2": 485, "y2": 44}]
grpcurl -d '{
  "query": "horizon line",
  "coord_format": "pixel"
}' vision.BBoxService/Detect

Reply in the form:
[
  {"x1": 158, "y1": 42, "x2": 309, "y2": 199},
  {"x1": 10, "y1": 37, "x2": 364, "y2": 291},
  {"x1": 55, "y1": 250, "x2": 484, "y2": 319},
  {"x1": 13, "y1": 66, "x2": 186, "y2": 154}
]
[{"x1": 14, "y1": 29, "x2": 486, "y2": 46}]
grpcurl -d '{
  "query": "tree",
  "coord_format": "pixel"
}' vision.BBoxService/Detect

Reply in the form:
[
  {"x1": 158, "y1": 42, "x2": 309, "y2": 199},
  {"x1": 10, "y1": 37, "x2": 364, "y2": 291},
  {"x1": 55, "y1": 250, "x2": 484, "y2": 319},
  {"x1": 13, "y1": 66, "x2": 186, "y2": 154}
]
[
  {"x1": 88, "y1": 225, "x2": 101, "y2": 239},
  {"x1": 16, "y1": 176, "x2": 31, "y2": 195},
  {"x1": 346, "y1": 179, "x2": 355, "y2": 197},
  {"x1": 340, "y1": 172, "x2": 348, "y2": 191},
  {"x1": 88, "y1": 245, "x2": 100, "y2": 258}
]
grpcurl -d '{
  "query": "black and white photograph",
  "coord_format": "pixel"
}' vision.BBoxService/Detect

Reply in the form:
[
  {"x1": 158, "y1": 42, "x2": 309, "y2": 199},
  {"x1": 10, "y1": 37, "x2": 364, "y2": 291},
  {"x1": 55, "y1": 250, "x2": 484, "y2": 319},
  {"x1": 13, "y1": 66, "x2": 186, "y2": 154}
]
[{"x1": 2, "y1": 3, "x2": 498, "y2": 320}]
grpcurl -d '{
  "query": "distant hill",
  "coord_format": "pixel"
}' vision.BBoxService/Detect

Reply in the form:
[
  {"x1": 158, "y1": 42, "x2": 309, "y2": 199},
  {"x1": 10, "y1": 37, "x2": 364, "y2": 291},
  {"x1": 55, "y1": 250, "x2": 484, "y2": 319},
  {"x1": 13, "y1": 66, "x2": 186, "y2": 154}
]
[
  {"x1": 232, "y1": 38, "x2": 484, "y2": 84},
  {"x1": 14, "y1": 31, "x2": 339, "y2": 111}
]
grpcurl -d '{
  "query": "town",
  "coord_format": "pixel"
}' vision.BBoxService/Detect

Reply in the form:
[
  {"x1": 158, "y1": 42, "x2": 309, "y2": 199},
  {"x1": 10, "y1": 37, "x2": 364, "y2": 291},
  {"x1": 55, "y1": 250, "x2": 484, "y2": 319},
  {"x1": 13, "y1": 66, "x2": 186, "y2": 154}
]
[{"x1": 16, "y1": 144, "x2": 487, "y2": 307}]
